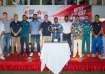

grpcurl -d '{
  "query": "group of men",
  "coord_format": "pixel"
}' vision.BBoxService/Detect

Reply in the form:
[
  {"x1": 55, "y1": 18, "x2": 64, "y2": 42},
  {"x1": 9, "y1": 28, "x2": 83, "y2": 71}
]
[{"x1": 0, "y1": 11, "x2": 105, "y2": 61}]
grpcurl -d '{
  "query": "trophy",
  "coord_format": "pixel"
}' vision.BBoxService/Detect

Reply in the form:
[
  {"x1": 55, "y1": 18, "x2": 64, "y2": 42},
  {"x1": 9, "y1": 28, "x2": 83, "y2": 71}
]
[{"x1": 48, "y1": 24, "x2": 63, "y2": 42}]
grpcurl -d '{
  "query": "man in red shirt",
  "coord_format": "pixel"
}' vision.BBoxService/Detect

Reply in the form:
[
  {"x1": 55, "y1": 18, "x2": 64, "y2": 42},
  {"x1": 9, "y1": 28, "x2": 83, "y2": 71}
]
[{"x1": 102, "y1": 21, "x2": 105, "y2": 58}]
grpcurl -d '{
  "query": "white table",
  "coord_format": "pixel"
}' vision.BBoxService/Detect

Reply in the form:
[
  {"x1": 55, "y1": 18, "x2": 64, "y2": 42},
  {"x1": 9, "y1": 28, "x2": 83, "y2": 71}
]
[{"x1": 40, "y1": 42, "x2": 71, "y2": 74}]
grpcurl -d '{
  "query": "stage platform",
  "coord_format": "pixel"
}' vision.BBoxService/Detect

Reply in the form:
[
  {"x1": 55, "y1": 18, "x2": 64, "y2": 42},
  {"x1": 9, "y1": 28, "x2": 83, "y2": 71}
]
[{"x1": 0, "y1": 52, "x2": 105, "y2": 71}]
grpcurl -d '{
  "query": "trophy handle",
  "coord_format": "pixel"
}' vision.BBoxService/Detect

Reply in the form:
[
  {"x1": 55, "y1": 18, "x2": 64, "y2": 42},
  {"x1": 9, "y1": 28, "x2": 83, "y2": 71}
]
[
  {"x1": 51, "y1": 32, "x2": 52, "y2": 42},
  {"x1": 60, "y1": 33, "x2": 63, "y2": 42}
]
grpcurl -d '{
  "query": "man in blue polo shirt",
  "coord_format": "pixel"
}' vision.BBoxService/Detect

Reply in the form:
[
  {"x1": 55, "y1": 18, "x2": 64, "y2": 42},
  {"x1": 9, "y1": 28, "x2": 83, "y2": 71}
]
[
  {"x1": 30, "y1": 14, "x2": 41, "y2": 52},
  {"x1": 20, "y1": 15, "x2": 30, "y2": 55}
]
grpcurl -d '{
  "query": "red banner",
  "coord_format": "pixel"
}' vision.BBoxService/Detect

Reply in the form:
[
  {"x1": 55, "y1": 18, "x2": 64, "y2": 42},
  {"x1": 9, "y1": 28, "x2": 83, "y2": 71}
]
[{"x1": 53, "y1": 4, "x2": 92, "y2": 20}]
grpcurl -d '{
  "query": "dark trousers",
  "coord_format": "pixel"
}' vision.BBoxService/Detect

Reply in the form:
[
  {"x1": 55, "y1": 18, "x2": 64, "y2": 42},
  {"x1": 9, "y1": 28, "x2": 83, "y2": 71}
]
[
  {"x1": 20, "y1": 36, "x2": 29, "y2": 53},
  {"x1": 63, "y1": 33, "x2": 71, "y2": 51},
  {"x1": 82, "y1": 34, "x2": 90, "y2": 54}
]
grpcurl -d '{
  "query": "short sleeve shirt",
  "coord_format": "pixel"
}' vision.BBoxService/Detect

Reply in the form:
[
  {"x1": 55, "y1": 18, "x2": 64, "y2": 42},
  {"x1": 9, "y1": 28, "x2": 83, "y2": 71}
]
[
  {"x1": 72, "y1": 21, "x2": 82, "y2": 39},
  {"x1": 20, "y1": 20, "x2": 30, "y2": 37},
  {"x1": 10, "y1": 21, "x2": 21, "y2": 37},
  {"x1": 81, "y1": 20, "x2": 92, "y2": 35},
  {"x1": 92, "y1": 21, "x2": 102, "y2": 35},
  {"x1": 39, "y1": 21, "x2": 52, "y2": 36}
]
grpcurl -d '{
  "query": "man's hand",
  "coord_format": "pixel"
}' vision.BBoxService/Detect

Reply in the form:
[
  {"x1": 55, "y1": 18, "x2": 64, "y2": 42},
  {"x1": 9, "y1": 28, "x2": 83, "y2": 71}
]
[
  {"x1": 0, "y1": 33, "x2": 1, "y2": 37},
  {"x1": 79, "y1": 31, "x2": 82, "y2": 38},
  {"x1": 0, "y1": 32, "x2": 4, "y2": 37},
  {"x1": 14, "y1": 33, "x2": 19, "y2": 36},
  {"x1": 13, "y1": 33, "x2": 17, "y2": 36},
  {"x1": 95, "y1": 35, "x2": 98, "y2": 38},
  {"x1": 103, "y1": 33, "x2": 105, "y2": 37}
]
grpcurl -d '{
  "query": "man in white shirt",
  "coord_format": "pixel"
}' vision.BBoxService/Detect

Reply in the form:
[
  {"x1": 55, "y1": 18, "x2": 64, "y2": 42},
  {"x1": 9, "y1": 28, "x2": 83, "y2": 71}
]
[
  {"x1": 62, "y1": 16, "x2": 72, "y2": 51},
  {"x1": 0, "y1": 20, "x2": 5, "y2": 60}
]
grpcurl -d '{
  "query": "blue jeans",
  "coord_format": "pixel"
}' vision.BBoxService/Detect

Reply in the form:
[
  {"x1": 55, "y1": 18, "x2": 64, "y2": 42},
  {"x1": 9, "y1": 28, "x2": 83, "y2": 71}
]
[
  {"x1": 92, "y1": 34, "x2": 103, "y2": 55},
  {"x1": 31, "y1": 34, "x2": 40, "y2": 52},
  {"x1": 3, "y1": 33, "x2": 11, "y2": 53}
]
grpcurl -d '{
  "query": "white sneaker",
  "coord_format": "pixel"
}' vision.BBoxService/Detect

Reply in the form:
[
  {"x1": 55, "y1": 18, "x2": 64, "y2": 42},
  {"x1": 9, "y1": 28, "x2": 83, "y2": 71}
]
[
  {"x1": 29, "y1": 52, "x2": 33, "y2": 57},
  {"x1": 87, "y1": 54, "x2": 90, "y2": 57},
  {"x1": 72, "y1": 55, "x2": 76, "y2": 58},
  {"x1": 99, "y1": 55, "x2": 102, "y2": 59},
  {"x1": 78, "y1": 57, "x2": 82, "y2": 62},
  {"x1": 92, "y1": 54, "x2": 95, "y2": 57},
  {"x1": 28, "y1": 57, "x2": 32, "y2": 62},
  {"x1": 38, "y1": 52, "x2": 41, "y2": 56},
  {"x1": 0, "y1": 56, "x2": 5, "y2": 60},
  {"x1": 101, "y1": 57, "x2": 105, "y2": 59}
]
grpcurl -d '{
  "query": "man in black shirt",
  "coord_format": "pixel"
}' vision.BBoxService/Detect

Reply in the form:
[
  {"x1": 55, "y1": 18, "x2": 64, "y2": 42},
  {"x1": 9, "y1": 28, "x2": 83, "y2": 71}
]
[
  {"x1": 10, "y1": 14, "x2": 22, "y2": 55},
  {"x1": 39, "y1": 15, "x2": 52, "y2": 46},
  {"x1": 92, "y1": 15, "x2": 103, "y2": 58}
]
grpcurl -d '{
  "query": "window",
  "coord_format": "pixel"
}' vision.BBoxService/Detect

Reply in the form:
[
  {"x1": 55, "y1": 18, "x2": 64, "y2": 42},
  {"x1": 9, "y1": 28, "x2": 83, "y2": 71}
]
[
  {"x1": 19, "y1": 0, "x2": 28, "y2": 5},
  {"x1": 92, "y1": 0, "x2": 104, "y2": 5},
  {"x1": 30, "y1": 0, "x2": 40, "y2": 5},
  {"x1": 67, "y1": 0, "x2": 75, "y2": 5},
  {"x1": 97, "y1": 0, "x2": 102, "y2": 5},
  {"x1": 55, "y1": 0, "x2": 65, "y2": 5},
  {"x1": 42, "y1": 0, "x2": 52, "y2": 5},
  {"x1": 0, "y1": 0, "x2": 3, "y2": 6},
  {"x1": 7, "y1": 0, "x2": 13, "y2": 5},
  {"x1": 102, "y1": 0, "x2": 105, "y2": 5},
  {"x1": 42, "y1": 0, "x2": 65, "y2": 5},
  {"x1": 2, "y1": 0, "x2": 91, "y2": 6}
]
